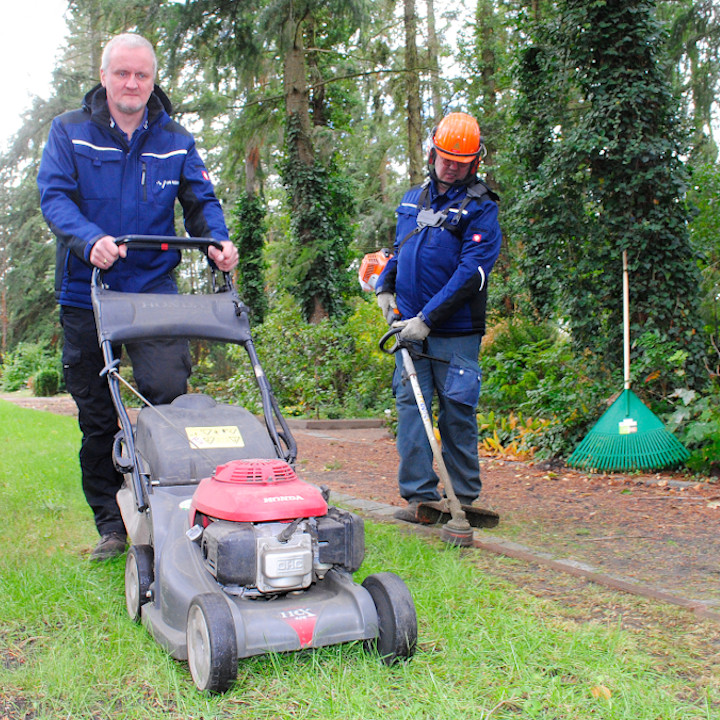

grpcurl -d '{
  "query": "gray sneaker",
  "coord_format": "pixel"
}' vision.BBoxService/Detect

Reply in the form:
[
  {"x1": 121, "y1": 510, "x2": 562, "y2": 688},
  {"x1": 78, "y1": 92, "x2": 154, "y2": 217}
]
[{"x1": 89, "y1": 532, "x2": 127, "y2": 561}]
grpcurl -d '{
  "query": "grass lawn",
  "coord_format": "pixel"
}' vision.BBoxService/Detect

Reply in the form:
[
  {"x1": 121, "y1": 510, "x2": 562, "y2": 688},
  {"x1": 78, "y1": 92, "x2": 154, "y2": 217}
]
[{"x1": 0, "y1": 399, "x2": 717, "y2": 719}]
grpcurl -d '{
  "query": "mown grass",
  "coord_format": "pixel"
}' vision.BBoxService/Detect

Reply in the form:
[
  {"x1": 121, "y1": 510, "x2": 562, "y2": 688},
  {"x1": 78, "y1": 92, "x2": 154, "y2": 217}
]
[{"x1": 1, "y1": 399, "x2": 718, "y2": 719}]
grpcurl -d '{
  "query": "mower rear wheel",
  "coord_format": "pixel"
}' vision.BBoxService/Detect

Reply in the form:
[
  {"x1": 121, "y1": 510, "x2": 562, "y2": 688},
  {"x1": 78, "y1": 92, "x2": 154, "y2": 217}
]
[
  {"x1": 186, "y1": 593, "x2": 238, "y2": 693},
  {"x1": 124, "y1": 544, "x2": 154, "y2": 622},
  {"x1": 362, "y1": 572, "x2": 417, "y2": 664}
]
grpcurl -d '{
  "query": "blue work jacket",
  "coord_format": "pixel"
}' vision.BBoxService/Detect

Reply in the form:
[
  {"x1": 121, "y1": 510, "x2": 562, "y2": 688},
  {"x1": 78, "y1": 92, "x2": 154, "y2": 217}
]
[
  {"x1": 37, "y1": 84, "x2": 229, "y2": 310},
  {"x1": 376, "y1": 178, "x2": 502, "y2": 336}
]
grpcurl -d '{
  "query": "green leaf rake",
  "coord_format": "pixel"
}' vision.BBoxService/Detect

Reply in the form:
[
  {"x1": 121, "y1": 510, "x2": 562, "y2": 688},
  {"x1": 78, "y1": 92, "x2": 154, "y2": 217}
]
[{"x1": 567, "y1": 251, "x2": 689, "y2": 473}]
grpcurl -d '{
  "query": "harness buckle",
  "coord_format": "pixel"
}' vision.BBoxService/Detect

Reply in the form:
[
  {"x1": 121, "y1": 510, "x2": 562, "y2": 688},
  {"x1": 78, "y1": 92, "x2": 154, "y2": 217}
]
[{"x1": 416, "y1": 208, "x2": 448, "y2": 229}]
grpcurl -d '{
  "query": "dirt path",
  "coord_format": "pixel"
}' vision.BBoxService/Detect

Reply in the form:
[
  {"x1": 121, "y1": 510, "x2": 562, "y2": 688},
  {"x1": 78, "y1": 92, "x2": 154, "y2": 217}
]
[{"x1": 291, "y1": 423, "x2": 720, "y2": 616}]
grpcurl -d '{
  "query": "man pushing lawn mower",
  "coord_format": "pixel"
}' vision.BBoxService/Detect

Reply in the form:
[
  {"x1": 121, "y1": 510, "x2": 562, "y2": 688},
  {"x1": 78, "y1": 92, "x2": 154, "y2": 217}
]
[
  {"x1": 37, "y1": 33, "x2": 238, "y2": 561},
  {"x1": 375, "y1": 112, "x2": 502, "y2": 525}
]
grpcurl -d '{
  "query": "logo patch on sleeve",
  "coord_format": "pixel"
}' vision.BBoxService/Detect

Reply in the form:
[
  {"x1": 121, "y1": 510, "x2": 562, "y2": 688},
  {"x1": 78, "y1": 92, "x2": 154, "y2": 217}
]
[
  {"x1": 202, "y1": 170, "x2": 210, "y2": 181},
  {"x1": 472, "y1": 233, "x2": 482, "y2": 243}
]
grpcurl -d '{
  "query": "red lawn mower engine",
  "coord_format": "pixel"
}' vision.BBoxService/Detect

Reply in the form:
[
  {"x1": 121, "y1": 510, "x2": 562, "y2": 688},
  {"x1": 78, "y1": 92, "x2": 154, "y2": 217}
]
[{"x1": 189, "y1": 459, "x2": 364, "y2": 597}]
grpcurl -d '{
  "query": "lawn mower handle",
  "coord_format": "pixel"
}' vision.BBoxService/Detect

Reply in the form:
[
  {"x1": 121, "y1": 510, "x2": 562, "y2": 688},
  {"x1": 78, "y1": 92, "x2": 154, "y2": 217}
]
[
  {"x1": 113, "y1": 235, "x2": 224, "y2": 252},
  {"x1": 91, "y1": 235, "x2": 233, "y2": 292}
]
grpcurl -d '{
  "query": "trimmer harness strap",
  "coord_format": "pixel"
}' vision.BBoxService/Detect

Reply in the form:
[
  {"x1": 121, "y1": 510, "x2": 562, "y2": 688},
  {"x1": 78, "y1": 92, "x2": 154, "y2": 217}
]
[{"x1": 397, "y1": 179, "x2": 497, "y2": 255}]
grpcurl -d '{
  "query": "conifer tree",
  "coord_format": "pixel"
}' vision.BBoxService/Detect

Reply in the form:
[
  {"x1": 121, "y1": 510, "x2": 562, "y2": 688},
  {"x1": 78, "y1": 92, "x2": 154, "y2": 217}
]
[{"x1": 511, "y1": 0, "x2": 707, "y2": 391}]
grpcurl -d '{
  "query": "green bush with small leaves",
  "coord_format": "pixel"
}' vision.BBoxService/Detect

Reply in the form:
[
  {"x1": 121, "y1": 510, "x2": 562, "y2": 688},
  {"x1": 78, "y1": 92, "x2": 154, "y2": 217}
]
[
  {"x1": 193, "y1": 293, "x2": 394, "y2": 420},
  {"x1": 0, "y1": 343, "x2": 62, "y2": 392},
  {"x1": 479, "y1": 320, "x2": 616, "y2": 460},
  {"x1": 33, "y1": 368, "x2": 60, "y2": 397},
  {"x1": 666, "y1": 385, "x2": 720, "y2": 477}
]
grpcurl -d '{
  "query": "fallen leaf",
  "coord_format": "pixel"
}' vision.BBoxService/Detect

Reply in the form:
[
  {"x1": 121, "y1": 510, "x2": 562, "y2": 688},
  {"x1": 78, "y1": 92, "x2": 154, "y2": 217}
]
[{"x1": 591, "y1": 685, "x2": 612, "y2": 700}]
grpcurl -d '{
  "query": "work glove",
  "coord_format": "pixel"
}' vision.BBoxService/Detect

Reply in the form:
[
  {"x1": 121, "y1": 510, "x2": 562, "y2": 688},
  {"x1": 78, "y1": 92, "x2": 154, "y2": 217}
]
[
  {"x1": 376, "y1": 292, "x2": 399, "y2": 325},
  {"x1": 398, "y1": 316, "x2": 431, "y2": 342}
]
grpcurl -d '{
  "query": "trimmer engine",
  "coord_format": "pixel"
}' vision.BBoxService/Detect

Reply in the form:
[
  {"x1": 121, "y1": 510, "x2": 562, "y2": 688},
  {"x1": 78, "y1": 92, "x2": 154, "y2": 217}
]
[{"x1": 189, "y1": 459, "x2": 364, "y2": 596}]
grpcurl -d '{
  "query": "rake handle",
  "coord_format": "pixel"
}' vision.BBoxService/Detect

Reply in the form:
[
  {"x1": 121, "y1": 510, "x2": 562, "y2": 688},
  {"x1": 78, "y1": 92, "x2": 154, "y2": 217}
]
[{"x1": 623, "y1": 250, "x2": 630, "y2": 391}]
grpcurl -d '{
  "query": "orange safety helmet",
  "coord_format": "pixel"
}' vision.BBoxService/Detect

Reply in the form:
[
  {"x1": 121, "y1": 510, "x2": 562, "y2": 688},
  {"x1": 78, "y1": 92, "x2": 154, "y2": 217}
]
[{"x1": 429, "y1": 112, "x2": 484, "y2": 177}]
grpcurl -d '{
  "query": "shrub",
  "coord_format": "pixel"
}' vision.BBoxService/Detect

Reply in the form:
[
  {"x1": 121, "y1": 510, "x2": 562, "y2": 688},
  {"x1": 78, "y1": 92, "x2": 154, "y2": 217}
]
[
  {"x1": 0, "y1": 343, "x2": 62, "y2": 392},
  {"x1": 210, "y1": 293, "x2": 395, "y2": 419},
  {"x1": 666, "y1": 386, "x2": 720, "y2": 477},
  {"x1": 33, "y1": 369, "x2": 60, "y2": 397},
  {"x1": 477, "y1": 410, "x2": 552, "y2": 461},
  {"x1": 479, "y1": 319, "x2": 615, "y2": 460}
]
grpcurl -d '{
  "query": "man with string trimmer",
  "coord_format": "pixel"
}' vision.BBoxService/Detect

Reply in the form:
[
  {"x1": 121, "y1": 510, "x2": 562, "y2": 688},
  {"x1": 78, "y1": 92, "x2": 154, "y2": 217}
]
[{"x1": 375, "y1": 112, "x2": 502, "y2": 526}]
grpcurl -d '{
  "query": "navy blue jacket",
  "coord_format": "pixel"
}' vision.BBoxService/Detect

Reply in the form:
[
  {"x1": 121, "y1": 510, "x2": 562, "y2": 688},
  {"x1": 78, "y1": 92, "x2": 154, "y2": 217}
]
[
  {"x1": 376, "y1": 178, "x2": 502, "y2": 335},
  {"x1": 37, "y1": 84, "x2": 229, "y2": 310}
]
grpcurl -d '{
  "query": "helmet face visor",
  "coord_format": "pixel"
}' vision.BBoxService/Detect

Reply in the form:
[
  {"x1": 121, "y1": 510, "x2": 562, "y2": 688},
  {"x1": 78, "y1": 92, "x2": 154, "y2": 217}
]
[
  {"x1": 433, "y1": 146, "x2": 478, "y2": 163},
  {"x1": 433, "y1": 152, "x2": 476, "y2": 185}
]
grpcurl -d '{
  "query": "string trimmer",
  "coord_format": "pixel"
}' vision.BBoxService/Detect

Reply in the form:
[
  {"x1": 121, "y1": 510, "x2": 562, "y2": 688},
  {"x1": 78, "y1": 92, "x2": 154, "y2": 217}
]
[{"x1": 379, "y1": 328, "x2": 499, "y2": 547}]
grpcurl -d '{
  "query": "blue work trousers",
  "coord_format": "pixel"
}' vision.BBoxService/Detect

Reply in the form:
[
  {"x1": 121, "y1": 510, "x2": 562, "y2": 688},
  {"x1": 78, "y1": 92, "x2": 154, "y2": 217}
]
[{"x1": 393, "y1": 334, "x2": 483, "y2": 505}]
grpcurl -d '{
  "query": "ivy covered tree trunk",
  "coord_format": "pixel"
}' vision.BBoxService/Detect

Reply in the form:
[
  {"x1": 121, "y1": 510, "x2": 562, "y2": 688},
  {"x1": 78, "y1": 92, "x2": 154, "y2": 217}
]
[
  {"x1": 281, "y1": 115, "x2": 355, "y2": 323},
  {"x1": 232, "y1": 193, "x2": 268, "y2": 324},
  {"x1": 513, "y1": 0, "x2": 707, "y2": 391},
  {"x1": 279, "y1": 11, "x2": 354, "y2": 323},
  {"x1": 283, "y1": 12, "x2": 314, "y2": 166}
]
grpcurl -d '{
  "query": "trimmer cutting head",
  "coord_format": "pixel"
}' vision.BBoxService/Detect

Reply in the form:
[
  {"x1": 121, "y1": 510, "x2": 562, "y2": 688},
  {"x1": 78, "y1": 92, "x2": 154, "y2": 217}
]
[{"x1": 440, "y1": 519, "x2": 474, "y2": 548}]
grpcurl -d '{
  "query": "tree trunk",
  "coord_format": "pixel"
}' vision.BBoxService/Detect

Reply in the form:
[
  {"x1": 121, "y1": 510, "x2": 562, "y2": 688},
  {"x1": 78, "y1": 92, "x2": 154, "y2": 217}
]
[
  {"x1": 281, "y1": 12, "x2": 330, "y2": 323},
  {"x1": 245, "y1": 144, "x2": 260, "y2": 196},
  {"x1": 404, "y1": 0, "x2": 424, "y2": 184},
  {"x1": 306, "y1": 17, "x2": 326, "y2": 127},
  {"x1": 426, "y1": 0, "x2": 443, "y2": 125},
  {"x1": 283, "y1": 14, "x2": 314, "y2": 167},
  {"x1": 475, "y1": 0, "x2": 499, "y2": 190}
]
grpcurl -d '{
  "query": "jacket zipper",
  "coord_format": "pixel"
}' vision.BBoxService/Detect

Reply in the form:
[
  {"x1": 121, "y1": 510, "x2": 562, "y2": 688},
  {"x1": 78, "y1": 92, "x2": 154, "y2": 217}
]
[{"x1": 141, "y1": 162, "x2": 147, "y2": 201}]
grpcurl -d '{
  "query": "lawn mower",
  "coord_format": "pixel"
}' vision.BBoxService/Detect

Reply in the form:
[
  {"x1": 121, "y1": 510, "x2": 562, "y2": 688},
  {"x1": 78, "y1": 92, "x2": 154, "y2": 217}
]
[{"x1": 91, "y1": 236, "x2": 417, "y2": 693}]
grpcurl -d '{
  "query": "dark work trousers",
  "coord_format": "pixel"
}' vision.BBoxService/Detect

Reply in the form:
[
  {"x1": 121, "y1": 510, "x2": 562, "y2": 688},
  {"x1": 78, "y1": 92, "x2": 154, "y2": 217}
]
[{"x1": 60, "y1": 306, "x2": 191, "y2": 536}]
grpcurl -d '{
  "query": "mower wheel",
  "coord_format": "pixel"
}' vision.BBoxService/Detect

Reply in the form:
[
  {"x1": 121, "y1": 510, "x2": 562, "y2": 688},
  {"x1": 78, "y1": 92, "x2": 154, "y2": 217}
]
[
  {"x1": 362, "y1": 572, "x2": 417, "y2": 664},
  {"x1": 186, "y1": 593, "x2": 238, "y2": 693},
  {"x1": 124, "y1": 544, "x2": 154, "y2": 622}
]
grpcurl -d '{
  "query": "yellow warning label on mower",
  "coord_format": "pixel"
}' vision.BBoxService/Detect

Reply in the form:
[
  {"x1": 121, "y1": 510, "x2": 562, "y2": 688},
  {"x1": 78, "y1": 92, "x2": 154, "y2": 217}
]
[{"x1": 185, "y1": 426, "x2": 245, "y2": 449}]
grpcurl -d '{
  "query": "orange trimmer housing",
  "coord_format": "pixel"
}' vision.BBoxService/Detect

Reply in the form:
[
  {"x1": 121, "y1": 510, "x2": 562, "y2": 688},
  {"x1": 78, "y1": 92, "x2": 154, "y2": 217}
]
[{"x1": 358, "y1": 248, "x2": 393, "y2": 292}]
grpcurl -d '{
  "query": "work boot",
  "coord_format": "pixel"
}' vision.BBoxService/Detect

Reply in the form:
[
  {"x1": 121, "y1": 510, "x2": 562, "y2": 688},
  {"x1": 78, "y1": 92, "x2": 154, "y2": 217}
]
[
  {"x1": 393, "y1": 502, "x2": 434, "y2": 525},
  {"x1": 89, "y1": 532, "x2": 127, "y2": 561}
]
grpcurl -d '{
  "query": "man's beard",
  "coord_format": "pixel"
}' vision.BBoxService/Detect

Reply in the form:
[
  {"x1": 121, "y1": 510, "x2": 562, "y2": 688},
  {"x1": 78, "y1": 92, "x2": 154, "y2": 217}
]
[{"x1": 116, "y1": 99, "x2": 146, "y2": 115}]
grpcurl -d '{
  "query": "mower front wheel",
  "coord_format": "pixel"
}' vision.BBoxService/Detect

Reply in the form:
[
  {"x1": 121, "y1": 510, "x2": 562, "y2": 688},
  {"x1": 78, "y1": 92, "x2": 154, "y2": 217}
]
[
  {"x1": 362, "y1": 572, "x2": 417, "y2": 664},
  {"x1": 125, "y1": 544, "x2": 154, "y2": 622},
  {"x1": 186, "y1": 593, "x2": 238, "y2": 693}
]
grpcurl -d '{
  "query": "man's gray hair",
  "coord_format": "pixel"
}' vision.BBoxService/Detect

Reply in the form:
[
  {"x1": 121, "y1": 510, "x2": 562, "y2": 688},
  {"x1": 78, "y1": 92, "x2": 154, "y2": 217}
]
[{"x1": 101, "y1": 33, "x2": 157, "y2": 77}]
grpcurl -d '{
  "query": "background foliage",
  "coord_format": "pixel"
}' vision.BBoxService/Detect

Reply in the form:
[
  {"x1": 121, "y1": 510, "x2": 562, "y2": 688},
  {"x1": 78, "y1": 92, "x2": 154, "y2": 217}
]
[{"x1": 1, "y1": 0, "x2": 719, "y2": 473}]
